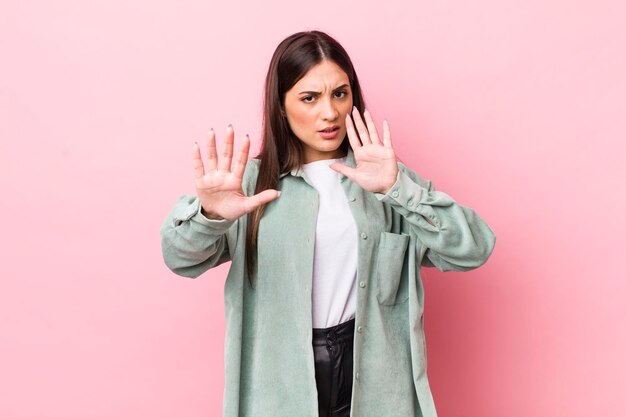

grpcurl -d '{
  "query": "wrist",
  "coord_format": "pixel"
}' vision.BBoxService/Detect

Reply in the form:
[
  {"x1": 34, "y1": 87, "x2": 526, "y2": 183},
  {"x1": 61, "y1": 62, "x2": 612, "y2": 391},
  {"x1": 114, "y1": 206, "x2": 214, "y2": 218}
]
[
  {"x1": 201, "y1": 207, "x2": 225, "y2": 220},
  {"x1": 379, "y1": 186, "x2": 392, "y2": 195},
  {"x1": 378, "y1": 173, "x2": 399, "y2": 195}
]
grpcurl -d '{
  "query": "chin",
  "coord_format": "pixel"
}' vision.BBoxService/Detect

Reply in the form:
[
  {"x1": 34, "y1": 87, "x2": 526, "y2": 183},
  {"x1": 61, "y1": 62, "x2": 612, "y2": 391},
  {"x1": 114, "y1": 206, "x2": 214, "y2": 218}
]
[
  {"x1": 320, "y1": 138, "x2": 343, "y2": 147},
  {"x1": 321, "y1": 140, "x2": 346, "y2": 154}
]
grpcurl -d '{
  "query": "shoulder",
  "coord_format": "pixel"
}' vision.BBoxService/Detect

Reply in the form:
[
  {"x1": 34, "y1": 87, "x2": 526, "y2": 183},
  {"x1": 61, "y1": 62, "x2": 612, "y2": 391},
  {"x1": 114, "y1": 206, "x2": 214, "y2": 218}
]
[
  {"x1": 242, "y1": 158, "x2": 261, "y2": 195},
  {"x1": 244, "y1": 157, "x2": 261, "y2": 171}
]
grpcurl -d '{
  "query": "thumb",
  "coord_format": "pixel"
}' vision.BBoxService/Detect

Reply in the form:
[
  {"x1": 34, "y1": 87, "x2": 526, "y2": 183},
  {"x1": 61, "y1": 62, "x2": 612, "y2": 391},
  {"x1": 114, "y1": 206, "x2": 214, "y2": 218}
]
[
  {"x1": 330, "y1": 162, "x2": 356, "y2": 181},
  {"x1": 244, "y1": 189, "x2": 281, "y2": 213}
]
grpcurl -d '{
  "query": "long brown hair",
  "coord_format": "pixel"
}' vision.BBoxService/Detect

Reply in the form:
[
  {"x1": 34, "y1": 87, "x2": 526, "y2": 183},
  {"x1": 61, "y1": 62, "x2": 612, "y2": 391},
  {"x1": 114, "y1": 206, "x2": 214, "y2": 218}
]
[{"x1": 245, "y1": 30, "x2": 366, "y2": 287}]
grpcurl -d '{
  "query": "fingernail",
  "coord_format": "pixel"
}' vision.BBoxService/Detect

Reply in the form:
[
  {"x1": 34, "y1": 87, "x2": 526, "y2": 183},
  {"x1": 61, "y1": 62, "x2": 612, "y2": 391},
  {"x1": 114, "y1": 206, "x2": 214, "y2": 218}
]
[
  {"x1": 277, "y1": 191, "x2": 281, "y2": 197},
  {"x1": 353, "y1": 105, "x2": 357, "y2": 111}
]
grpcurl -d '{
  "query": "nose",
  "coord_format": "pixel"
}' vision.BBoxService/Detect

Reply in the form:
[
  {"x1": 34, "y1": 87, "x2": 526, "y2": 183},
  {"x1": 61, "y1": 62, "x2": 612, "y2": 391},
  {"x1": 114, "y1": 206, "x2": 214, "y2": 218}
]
[{"x1": 321, "y1": 96, "x2": 339, "y2": 121}]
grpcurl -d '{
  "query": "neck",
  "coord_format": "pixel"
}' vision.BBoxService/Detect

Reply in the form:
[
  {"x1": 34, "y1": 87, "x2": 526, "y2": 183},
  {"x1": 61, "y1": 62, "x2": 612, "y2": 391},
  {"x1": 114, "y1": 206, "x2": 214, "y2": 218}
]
[{"x1": 303, "y1": 150, "x2": 347, "y2": 164}]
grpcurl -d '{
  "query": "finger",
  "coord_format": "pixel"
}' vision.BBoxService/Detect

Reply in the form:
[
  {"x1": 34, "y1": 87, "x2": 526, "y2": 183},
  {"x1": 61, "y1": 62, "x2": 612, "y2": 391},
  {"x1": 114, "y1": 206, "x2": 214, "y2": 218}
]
[
  {"x1": 382, "y1": 119, "x2": 392, "y2": 148},
  {"x1": 352, "y1": 106, "x2": 372, "y2": 145},
  {"x1": 220, "y1": 124, "x2": 234, "y2": 172},
  {"x1": 233, "y1": 133, "x2": 250, "y2": 179},
  {"x1": 363, "y1": 109, "x2": 381, "y2": 145},
  {"x1": 243, "y1": 189, "x2": 281, "y2": 213},
  {"x1": 329, "y1": 162, "x2": 357, "y2": 182},
  {"x1": 345, "y1": 113, "x2": 362, "y2": 149},
  {"x1": 192, "y1": 141, "x2": 205, "y2": 179},
  {"x1": 207, "y1": 128, "x2": 217, "y2": 171}
]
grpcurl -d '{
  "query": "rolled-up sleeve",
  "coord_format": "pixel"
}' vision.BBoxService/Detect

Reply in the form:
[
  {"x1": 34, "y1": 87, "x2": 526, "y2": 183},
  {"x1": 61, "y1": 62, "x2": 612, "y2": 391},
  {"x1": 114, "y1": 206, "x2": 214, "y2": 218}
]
[
  {"x1": 374, "y1": 163, "x2": 496, "y2": 272},
  {"x1": 160, "y1": 194, "x2": 236, "y2": 278}
]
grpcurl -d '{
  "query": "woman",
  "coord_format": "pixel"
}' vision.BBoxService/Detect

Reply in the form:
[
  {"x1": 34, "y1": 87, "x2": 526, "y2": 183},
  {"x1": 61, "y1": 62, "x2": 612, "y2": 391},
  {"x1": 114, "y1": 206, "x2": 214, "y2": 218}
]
[{"x1": 161, "y1": 30, "x2": 496, "y2": 417}]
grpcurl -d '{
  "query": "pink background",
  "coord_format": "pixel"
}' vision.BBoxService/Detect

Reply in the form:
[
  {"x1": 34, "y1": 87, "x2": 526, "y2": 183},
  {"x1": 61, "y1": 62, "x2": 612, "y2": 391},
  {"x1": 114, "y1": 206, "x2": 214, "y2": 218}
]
[{"x1": 1, "y1": 0, "x2": 625, "y2": 416}]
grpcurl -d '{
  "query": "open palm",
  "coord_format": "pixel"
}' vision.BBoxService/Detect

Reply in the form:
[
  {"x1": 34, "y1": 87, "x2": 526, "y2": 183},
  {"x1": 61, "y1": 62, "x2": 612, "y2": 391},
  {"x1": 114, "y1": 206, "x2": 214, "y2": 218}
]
[
  {"x1": 330, "y1": 107, "x2": 399, "y2": 194},
  {"x1": 193, "y1": 126, "x2": 280, "y2": 221}
]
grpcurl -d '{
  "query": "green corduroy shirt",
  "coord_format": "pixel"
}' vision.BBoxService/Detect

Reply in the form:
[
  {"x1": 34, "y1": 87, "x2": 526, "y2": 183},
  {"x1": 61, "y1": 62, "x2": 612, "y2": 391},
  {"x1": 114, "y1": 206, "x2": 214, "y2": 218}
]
[{"x1": 160, "y1": 146, "x2": 496, "y2": 417}]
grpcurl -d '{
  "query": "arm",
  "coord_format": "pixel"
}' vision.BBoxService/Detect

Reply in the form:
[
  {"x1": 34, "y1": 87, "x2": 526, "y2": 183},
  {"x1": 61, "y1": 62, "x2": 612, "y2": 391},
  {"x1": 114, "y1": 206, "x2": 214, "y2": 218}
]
[
  {"x1": 160, "y1": 127, "x2": 277, "y2": 278},
  {"x1": 374, "y1": 163, "x2": 496, "y2": 272},
  {"x1": 338, "y1": 107, "x2": 494, "y2": 271},
  {"x1": 160, "y1": 194, "x2": 236, "y2": 278}
]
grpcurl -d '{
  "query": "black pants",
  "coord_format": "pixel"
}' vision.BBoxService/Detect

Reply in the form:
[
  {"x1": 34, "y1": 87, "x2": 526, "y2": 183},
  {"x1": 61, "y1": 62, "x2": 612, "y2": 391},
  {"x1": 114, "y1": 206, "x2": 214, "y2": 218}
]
[{"x1": 312, "y1": 317, "x2": 355, "y2": 417}]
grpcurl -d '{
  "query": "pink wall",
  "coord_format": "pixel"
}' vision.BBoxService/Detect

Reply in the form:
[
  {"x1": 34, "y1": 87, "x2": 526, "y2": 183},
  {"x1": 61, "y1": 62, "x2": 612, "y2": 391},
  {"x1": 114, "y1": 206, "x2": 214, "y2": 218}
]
[{"x1": 1, "y1": 0, "x2": 624, "y2": 416}]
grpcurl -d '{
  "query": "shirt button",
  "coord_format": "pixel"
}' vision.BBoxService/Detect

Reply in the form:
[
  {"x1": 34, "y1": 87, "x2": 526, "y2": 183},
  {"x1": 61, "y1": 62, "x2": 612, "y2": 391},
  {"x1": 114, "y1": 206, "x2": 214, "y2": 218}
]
[
  {"x1": 360, "y1": 232, "x2": 367, "y2": 239},
  {"x1": 407, "y1": 199, "x2": 414, "y2": 206},
  {"x1": 357, "y1": 325, "x2": 363, "y2": 333},
  {"x1": 350, "y1": 197, "x2": 356, "y2": 202},
  {"x1": 359, "y1": 281, "x2": 366, "y2": 288},
  {"x1": 355, "y1": 372, "x2": 360, "y2": 380},
  {"x1": 391, "y1": 190, "x2": 399, "y2": 198}
]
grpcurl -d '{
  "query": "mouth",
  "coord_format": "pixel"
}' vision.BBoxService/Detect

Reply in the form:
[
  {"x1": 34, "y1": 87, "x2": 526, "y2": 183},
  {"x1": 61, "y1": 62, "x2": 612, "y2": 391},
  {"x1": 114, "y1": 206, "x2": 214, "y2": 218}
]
[
  {"x1": 318, "y1": 125, "x2": 340, "y2": 133},
  {"x1": 318, "y1": 125, "x2": 341, "y2": 139}
]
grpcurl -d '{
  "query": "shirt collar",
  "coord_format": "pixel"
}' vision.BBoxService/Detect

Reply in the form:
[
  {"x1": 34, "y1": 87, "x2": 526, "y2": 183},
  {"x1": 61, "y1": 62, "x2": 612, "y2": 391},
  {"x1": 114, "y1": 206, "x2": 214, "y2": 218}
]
[{"x1": 279, "y1": 146, "x2": 355, "y2": 180}]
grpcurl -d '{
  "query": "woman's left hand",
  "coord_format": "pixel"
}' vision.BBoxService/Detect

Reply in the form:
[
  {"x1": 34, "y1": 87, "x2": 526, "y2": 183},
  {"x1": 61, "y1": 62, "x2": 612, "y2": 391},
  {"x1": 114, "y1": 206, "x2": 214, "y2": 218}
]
[{"x1": 330, "y1": 106, "x2": 398, "y2": 194}]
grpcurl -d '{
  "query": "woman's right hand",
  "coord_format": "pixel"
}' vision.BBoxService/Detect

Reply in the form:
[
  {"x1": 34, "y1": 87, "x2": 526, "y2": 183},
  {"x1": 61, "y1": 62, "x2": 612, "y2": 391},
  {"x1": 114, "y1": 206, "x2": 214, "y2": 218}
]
[{"x1": 193, "y1": 125, "x2": 280, "y2": 221}]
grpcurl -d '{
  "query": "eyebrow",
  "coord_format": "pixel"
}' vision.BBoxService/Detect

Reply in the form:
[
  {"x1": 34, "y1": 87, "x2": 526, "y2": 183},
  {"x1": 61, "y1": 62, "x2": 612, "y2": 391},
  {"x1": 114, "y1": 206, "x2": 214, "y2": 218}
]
[{"x1": 298, "y1": 84, "x2": 349, "y2": 95}]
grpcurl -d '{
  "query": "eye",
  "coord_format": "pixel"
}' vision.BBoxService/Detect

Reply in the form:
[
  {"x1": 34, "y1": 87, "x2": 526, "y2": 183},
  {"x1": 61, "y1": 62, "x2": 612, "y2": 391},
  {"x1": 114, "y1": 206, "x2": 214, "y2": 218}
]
[
  {"x1": 334, "y1": 90, "x2": 348, "y2": 98},
  {"x1": 301, "y1": 96, "x2": 315, "y2": 103}
]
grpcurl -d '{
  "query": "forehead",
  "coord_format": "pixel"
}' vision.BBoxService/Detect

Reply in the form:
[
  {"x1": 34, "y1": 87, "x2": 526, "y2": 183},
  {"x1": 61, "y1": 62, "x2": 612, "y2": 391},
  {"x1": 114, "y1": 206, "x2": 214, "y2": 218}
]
[{"x1": 292, "y1": 60, "x2": 350, "y2": 89}]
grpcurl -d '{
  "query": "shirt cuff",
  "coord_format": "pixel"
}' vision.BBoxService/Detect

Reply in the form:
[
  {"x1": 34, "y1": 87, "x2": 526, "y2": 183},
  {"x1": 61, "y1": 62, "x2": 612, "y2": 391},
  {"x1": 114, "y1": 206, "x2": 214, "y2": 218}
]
[
  {"x1": 191, "y1": 201, "x2": 235, "y2": 231},
  {"x1": 373, "y1": 169, "x2": 427, "y2": 208},
  {"x1": 171, "y1": 195, "x2": 235, "y2": 235}
]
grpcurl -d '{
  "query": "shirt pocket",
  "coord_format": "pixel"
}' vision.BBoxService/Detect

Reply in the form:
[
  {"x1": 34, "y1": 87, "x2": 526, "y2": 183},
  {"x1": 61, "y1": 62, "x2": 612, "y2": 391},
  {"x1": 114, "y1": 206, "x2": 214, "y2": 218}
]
[{"x1": 376, "y1": 231, "x2": 410, "y2": 306}]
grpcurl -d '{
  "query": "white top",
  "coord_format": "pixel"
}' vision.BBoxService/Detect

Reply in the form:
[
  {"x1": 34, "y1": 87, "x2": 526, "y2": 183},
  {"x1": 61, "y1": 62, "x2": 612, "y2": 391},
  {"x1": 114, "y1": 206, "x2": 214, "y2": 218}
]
[{"x1": 301, "y1": 156, "x2": 358, "y2": 329}]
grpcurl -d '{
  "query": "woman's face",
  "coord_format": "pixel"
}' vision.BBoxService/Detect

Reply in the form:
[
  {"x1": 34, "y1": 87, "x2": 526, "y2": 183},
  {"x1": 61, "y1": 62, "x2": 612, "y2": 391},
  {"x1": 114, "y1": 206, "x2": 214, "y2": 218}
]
[{"x1": 283, "y1": 59, "x2": 353, "y2": 163}]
